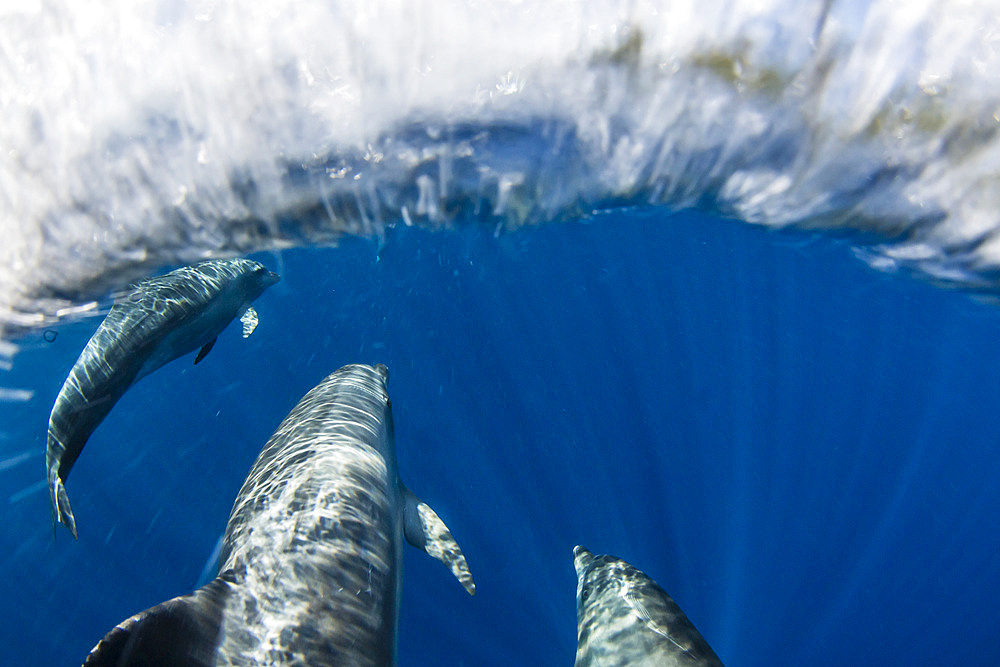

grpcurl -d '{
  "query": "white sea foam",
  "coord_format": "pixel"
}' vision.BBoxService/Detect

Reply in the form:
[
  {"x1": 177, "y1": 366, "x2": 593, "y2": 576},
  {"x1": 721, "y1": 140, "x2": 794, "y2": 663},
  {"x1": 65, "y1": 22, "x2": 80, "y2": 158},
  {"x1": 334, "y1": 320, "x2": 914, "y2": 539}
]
[{"x1": 3, "y1": 0, "x2": 1000, "y2": 335}]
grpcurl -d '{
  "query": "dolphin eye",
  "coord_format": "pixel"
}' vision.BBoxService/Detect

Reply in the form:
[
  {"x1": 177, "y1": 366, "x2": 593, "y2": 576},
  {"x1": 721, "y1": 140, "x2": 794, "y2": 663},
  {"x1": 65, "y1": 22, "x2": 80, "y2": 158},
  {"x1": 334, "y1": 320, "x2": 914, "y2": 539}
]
[{"x1": 580, "y1": 584, "x2": 592, "y2": 602}]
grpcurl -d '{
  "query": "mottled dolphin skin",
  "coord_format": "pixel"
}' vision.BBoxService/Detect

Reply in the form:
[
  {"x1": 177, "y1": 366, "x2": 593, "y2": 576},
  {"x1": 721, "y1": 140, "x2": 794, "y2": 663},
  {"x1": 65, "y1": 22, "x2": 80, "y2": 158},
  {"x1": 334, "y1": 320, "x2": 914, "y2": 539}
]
[
  {"x1": 84, "y1": 363, "x2": 475, "y2": 667},
  {"x1": 574, "y1": 546, "x2": 724, "y2": 667},
  {"x1": 46, "y1": 258, "x2": 280, "y2": 538}
]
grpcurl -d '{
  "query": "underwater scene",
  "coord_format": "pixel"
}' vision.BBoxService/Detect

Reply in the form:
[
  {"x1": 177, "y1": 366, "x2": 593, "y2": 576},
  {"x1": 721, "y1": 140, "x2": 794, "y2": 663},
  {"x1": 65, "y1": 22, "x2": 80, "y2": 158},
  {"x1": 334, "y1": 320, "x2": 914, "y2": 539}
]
[{"x1": 3, "y1": 1, "x2": 1000, "y2": 665}]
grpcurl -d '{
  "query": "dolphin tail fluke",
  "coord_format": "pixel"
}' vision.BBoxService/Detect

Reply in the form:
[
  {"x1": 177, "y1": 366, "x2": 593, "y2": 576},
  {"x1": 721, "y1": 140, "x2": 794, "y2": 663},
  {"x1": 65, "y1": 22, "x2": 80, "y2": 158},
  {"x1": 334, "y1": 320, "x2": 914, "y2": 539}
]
[
  {"x1": 402, "y1": 486, "x2": 475, "y2": 595},
  {"x1": 49, "y1": 475, "x2": 78, "y2": 540},
  {"x1": 84, "y1": 575, "x2": 232, "y2": 666}
]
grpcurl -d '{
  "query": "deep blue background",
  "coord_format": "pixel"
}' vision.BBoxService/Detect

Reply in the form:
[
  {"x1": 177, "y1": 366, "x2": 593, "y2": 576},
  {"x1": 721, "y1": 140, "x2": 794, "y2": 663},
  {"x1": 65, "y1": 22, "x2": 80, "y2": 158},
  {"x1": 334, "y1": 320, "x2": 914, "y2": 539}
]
[{"x1": 2, "y1": 208, "x2": 1000, "y2": 665}]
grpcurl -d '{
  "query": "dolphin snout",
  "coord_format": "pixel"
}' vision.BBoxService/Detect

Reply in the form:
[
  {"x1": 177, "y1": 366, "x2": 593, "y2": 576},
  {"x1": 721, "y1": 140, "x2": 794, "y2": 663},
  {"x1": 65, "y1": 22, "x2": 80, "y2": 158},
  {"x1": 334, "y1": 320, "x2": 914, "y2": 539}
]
[{"x1": 574, "y1": 545, "x2": 594, "y2": 576}]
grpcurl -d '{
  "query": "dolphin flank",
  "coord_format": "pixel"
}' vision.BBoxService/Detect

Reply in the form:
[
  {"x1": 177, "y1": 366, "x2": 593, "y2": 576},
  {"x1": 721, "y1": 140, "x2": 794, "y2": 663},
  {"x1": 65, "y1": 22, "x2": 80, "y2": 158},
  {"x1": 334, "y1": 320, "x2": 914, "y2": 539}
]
[
  {"x1": 84, "y1": 363, "x2": 474, "y2": 666},
  {"x1": 45, "y1": 258, "x2": 280, "y2": 538},
  {"x1": 574, "y1": 546, "x2": 724, "y2": 667}
]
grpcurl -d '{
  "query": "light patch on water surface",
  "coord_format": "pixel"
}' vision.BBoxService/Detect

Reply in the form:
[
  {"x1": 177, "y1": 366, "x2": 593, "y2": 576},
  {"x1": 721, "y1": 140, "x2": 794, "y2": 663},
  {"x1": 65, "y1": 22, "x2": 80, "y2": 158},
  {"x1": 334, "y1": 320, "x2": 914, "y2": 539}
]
[
  {"x1": 0, "y1": 450, "x2": 35, "y2": 472},
  {"x1": 8, "y1": 480, "x2": 47, "y2": 504},
  {"x1": 0, "y1": 387, "x2": 33, "y2": 402}
]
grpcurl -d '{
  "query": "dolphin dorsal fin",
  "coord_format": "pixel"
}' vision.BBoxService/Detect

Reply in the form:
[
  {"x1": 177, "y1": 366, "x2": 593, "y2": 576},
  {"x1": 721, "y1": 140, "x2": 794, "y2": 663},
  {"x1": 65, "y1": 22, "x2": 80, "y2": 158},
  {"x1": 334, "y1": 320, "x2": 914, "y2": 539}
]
[
  {"x1": 402, "y1": 486, "x2": 475, "y2": 595},
  {"x1": 84, "y1": 577, "x2": 231, "y2": 666},
  {"x1": 240, "y1": 306, "x2": 259, "y2": 338}
]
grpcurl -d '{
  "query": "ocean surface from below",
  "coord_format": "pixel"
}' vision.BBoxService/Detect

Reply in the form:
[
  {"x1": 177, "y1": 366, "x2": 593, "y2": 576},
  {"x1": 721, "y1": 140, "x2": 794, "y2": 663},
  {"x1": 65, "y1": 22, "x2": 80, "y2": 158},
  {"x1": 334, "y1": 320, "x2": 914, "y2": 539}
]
[{"x1": 5, "y1": 0, "x2": 1000, "y2": 331}]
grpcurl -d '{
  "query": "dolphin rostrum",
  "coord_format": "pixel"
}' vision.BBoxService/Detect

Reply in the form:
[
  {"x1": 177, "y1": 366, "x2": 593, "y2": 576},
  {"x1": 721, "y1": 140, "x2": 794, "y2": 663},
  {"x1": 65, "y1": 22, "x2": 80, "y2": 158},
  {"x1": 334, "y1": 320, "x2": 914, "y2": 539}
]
[
  {"x1": 574, "y1": 546, "x2": 724, "y2": 667},
  {"x1": 84, "y1": 363, "x2": 475, "y2": 666},
  {"x1": 46, "y1": 258, "x2": 280, "y2": 538}
]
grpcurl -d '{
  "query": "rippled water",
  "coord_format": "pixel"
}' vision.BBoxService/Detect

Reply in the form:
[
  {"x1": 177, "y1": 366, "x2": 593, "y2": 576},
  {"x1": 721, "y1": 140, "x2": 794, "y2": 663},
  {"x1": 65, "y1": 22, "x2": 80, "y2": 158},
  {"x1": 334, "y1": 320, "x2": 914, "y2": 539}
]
[{"x1": 4, "y1": 0, "x2": 1000, "y2": 332}]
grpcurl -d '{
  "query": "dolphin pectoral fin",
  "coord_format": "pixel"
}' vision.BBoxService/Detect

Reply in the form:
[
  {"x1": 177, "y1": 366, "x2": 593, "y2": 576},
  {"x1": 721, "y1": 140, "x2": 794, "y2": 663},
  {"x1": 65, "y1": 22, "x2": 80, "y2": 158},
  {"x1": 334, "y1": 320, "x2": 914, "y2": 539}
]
[
  {"x1": 402, "y1": 486, "x2": 475, "y2": 595},
  {"x1": 84, "y1": 576, "x2": 231, "y2": 667},
  {"x1": 240, "y1": 306, "x2": 258, "y2": 338},
  {"x1": 193, "y1": 338, "x2": 217, "y2": 365},
  {"x1": 49, "y1": 474, "x2": 78, "y2": 540}
]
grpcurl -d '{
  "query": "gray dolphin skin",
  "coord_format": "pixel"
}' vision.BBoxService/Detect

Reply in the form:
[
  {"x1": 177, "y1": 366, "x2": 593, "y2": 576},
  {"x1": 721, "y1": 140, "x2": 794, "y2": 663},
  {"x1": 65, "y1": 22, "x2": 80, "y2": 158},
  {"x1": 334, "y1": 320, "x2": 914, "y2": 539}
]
[
  {"x1": 84, "y1": 363, "x2": 475, "y2": 667},
  {"x1": 46, "y1": 258, "x2": 280, "y2": 538},
  {"x1": 574, "y1": 546, "x2": 724, "y2": 667}
]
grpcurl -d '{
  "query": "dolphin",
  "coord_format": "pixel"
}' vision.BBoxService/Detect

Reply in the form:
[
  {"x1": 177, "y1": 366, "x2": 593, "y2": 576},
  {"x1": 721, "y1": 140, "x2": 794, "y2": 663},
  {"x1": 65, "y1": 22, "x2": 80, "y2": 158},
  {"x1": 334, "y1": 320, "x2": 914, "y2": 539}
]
[
  {"x1": 84, "y1": 363, "x2": 475, "y2": 666},
  {"x1": 573, "y1": 546, "x2": 724, "y2": 667},
  {"x1": 46, "y1": 258, "x2": 280, "y2": 538}
]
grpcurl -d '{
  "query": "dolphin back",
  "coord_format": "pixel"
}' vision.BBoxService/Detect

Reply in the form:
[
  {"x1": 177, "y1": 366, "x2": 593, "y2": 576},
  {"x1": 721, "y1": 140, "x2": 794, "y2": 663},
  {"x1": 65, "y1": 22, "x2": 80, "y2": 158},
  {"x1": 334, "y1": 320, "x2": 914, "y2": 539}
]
[
  {"x1": 218, "y1": 363, "x2": 475, "y2": 598},
  {"x1": 574, "y1": 546, "x2": 724, "y2": 667}
]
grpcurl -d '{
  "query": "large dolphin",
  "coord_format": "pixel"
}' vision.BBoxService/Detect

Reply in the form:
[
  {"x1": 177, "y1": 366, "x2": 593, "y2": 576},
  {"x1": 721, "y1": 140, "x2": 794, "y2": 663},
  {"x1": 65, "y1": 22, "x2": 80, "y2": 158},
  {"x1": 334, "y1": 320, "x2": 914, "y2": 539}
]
[
  {"x1": 46, "y1": 258, "x2": 280, "y2": 538},
  {"x1": 574, "y1": 546, "x2": 724, "y2": 667},
  {"x1": 84, "y1": 363, "x2": 475, "y2": 666}
]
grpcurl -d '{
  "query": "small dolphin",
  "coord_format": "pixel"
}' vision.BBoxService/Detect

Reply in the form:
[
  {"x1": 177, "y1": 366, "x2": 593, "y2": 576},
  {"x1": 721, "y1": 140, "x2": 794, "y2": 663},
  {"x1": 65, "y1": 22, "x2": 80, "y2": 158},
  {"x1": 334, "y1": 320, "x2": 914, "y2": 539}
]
[
  {"x1": 574, "y1": 546, "x2": 724, "y2": 667},
  {"x1": 84, "y1": 363, "x2": 474, "y2": 666},
  {"x1": 46, "y1": 258, "x2": 279, "y2": 538}
]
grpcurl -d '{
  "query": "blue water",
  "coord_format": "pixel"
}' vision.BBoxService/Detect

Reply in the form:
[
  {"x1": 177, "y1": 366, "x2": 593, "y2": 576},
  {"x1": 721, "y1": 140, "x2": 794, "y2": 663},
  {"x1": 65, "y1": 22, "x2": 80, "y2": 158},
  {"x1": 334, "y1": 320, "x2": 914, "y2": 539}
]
[{"x1": 3, "y1": 207, "x2": 1000, "y2": 665}]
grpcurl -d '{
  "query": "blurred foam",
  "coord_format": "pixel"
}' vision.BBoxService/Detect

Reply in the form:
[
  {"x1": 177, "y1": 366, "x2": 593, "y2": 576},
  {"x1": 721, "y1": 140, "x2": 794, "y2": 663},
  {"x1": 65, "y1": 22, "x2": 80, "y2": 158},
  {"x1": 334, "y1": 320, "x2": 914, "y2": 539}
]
[{"x1": 3, "y1": 0, "x2": 1000, "y2": 335}]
